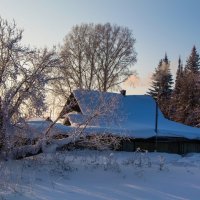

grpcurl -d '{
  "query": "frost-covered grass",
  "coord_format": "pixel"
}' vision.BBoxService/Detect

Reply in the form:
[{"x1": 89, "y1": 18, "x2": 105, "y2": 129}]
[{"x1": 1, "y1": 150, "x2": 200, "y2": 200}]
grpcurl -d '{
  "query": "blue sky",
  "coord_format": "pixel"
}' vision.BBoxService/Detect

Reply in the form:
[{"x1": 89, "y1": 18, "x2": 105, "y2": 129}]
[{"x1": 0, "y1": 0, "x2": 200, "y2": 94}]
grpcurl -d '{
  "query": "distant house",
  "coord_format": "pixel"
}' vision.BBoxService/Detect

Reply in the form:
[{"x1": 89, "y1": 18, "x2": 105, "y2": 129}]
[{"x1": 63, "y1": 89, "x2": 200, "y2": 154}]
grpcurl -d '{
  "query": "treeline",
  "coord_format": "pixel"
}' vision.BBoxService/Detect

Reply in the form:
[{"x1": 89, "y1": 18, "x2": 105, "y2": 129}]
[{"x1": 148, "y1": 46, "x2": 200, "y2": 127}]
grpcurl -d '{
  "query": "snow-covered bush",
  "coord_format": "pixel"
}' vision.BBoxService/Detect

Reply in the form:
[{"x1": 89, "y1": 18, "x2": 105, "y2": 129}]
[
  {"x1": 123, "y1": 147, "x2": 151, "y2": 168},
  {"x1": 159, "y1": 155, "x2": 165, "y2": 171},
  {"x1": 103, "y1": 152, "x2": 121, "y2": 172}
]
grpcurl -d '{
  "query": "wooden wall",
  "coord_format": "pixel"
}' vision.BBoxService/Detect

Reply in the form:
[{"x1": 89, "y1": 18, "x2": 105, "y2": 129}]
[{"x1": 120, "y1": 137, "x2": 200, "y2": 154}]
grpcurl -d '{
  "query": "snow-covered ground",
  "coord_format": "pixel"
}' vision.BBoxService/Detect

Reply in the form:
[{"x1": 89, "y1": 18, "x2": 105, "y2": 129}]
[{"x1": 1, "y1": 150, "x2": 200, "y2": 200}]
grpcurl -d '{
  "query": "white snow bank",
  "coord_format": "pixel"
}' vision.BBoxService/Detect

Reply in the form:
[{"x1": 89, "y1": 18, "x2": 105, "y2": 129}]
[{"x1": 1, "y1": 150, "x2": 200, "y2": 200}]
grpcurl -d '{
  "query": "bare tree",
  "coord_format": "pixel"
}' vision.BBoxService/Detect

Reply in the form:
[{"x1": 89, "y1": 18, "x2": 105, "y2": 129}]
[
  {"x1": 54, "y1": 23, "x2": 137, "y2": 100},
  {"x1": 59, "y1": 24, "x2": 92, "y2": 93},
  {"x1": 95, "y1": 23, "x2": 137, "y2": 91}
]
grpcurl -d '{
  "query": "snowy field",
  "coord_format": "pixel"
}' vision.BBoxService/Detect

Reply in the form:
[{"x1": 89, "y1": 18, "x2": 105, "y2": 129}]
[{"x1": 1, "y1": 150, "x2": 200, "y2": 200}]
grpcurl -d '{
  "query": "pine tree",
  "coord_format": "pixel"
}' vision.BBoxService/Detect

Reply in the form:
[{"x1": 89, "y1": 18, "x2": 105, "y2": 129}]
[
  {"x1": 174, "y1": 57, "x2": 184, "y2": 94},
  {"x1": 147, "y1": 54, "x2": 173, "y2": 117},
  {"x1": 183, "y1": 46, "x2": 200, "y2": 126},
  {"x1": 170, "y1": 57, "x2": 185, "y2": 122},
  {"x1": 163, "y1": 53, "x2": 169, "y2": 65},
  {"x1": 185, "y1": 46, "x2": 200, "y2": 74},
  {"x1": 147, "y1": 60, "x2": 163, "y2": 100},
  {"x1": 172, "y1": 46, "x2": 200, "y2": 126}
]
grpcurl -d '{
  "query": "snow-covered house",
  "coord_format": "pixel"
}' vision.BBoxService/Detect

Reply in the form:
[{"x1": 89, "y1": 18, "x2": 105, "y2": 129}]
[{"x1": 63, "y1": 89, "x2": 200, "y2": 154}]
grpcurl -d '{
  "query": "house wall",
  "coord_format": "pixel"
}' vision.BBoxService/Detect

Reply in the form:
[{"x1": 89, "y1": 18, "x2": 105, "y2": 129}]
[
  {"x1": 120, "y1": 137, "x2": 200, "y2": 154},
  {"x1": 57, "y1": 134, "x2": 200, "y2": 154}
]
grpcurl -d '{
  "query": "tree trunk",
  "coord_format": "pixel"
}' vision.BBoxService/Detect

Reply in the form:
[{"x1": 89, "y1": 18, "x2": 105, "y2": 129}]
[{"x1": 0, "y1": 97, "x2": 5, "y2": 150}]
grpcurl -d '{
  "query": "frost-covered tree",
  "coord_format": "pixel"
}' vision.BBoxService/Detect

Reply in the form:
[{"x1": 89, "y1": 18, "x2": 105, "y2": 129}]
[
  {"x1": 147, "y1": 60, "x2": 162, "y2": 100},
  {"x1": 185, "y1": 46, "x2": 200, "y2": 74},
  {"x1": 174, "y1": 57, "x2": 184, "y2": 95},
  {"x1": 147, "y1": 54, "x2": 173, "y2": 117},
  {"x1": 178, "y1": 71, "x2": 200, "y2": 126},
  {"x1": 169, "y1": 57, "x2": 185, "y2": 121},
  {"x1": 54, "y1": 23, "x2": 137, "y2": 99},
  {"x1": 170, "y1": 47, "x2": 200, "y2": 126},
  {"x1": 0, "y1": 18, "x2": 124, "y2": 159},
  {"x1": 0, "y1": 17, "x2": 60, "y2": 151},
  {"x1": 182, "y1": 46, "x2": 200, "y2": 126}
]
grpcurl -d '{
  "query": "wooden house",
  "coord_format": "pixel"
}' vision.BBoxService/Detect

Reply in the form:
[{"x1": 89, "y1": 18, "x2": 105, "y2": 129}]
[{"x1": 62, "y1": 89, "x2": 200, "y2": 154}]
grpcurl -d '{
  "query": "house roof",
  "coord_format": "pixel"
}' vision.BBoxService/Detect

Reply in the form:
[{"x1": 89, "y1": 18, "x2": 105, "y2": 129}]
[{"x1": 66, "y1": 89, "x2": 200, "y2": 140}]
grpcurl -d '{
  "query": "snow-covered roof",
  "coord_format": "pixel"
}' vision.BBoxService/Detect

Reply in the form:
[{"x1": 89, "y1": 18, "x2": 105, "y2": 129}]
[
  {"x1": 73, "y1": 90, "x2": 121, "y2": 115},
  {"x1": 67, "y1": 89, "x2": 200, "y2": 140},
  {"x1": 25, "y1": 118, "x2": 74, "y2": 138}
]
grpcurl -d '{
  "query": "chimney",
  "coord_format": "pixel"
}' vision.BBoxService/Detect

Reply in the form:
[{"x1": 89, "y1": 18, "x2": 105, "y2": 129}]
[{"x1": 120, "y1": 90, "x2": 126, "y2": 96}]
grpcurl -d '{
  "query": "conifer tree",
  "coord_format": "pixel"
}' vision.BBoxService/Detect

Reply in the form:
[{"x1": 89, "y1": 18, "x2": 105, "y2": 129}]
[
  {"x1": 170, "y1": 57, "x2": 185, "y2": 121},
  {"x1": 147, "y1": 60, "x2": 163, "y2": 100},
  {"x1": 185, "y1": 46, "x2": 200, "y2": 74},
  {"x1": 183, "y1": 46, "x2": 200, "y2": 126},
  {"x1": 174, "y1": 57, "x2": 184, "y2": 94},
  {"x1": 170, "y1": 48, "x2": 200, "y2": 127},
  {"x1": 147, "y1": 54, "x2": 173, "y2": 117}
]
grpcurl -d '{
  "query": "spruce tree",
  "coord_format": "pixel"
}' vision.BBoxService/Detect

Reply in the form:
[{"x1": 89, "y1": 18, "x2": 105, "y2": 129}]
[
  {"x1": 147, "y1": 60, "x2": 163, "y2": 100},
  {"x1": 185, "y1": 46, "x2": 200, "y2": 74},
  {"x1": 170, "y1": 57, "x2": 185, "y2": 122},
  {"x1": 147, "y1": 54, "x2": 173, "y2": 117},
  {"x1": 171, "y1": 47, "x2": 200, "y2": 126},
  {"x1": 183, "y1": 46, "x2": 200, "y2": 126},
  {"x1": 174, "y1": 57, "x2": 184, "y2": 94}
]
